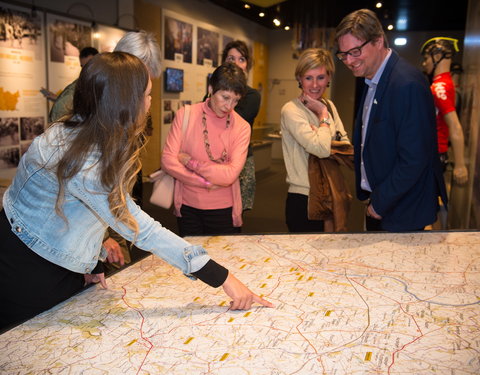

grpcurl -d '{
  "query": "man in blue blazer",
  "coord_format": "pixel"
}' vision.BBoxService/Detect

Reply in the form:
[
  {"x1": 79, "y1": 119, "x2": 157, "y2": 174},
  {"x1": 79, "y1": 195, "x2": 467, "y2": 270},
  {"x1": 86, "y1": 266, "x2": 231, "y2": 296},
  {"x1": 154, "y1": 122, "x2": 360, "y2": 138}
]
[{"x1": 335, "y1": 9, "x2": 447, "y2": 231}]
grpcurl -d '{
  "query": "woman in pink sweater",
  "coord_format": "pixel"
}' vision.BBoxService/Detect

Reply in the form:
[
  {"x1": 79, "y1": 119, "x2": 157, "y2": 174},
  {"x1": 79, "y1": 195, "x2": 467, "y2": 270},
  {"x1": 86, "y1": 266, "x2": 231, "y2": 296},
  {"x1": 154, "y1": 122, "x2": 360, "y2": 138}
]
[{"x1": 162, "y1": 63, "x2": 250, "y2": 237}]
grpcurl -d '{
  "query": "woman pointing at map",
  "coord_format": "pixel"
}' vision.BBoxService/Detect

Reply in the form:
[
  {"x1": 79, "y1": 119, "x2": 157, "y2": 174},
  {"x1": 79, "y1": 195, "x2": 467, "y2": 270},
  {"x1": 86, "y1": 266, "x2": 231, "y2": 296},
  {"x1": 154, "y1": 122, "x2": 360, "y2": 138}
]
[{"x1": 0, "y1": 52, "x2": 272, "y2": 331}]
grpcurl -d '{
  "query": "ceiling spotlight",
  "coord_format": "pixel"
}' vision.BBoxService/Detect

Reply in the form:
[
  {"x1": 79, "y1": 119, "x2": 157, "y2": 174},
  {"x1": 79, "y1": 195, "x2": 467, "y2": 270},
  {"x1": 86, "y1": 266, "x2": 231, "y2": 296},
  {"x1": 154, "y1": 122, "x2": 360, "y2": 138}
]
[
  {"x1": 387, "y1": 24, "x2": 394, "y2": 30},
  {"x1": 284, "y1": 26, "x2": 290, "y2": 30},
  {"x1": 376, "y1": 2, "x2": 382, "y2": 8},
  {"x1": 259, "y1": 12, "x2": 265, "y2": 17},
  {"x1": 394, "y1": 37, "x2": 407, "y2": 46},
  {"x1": 273, "y1": 18, "x2": 281, "y2": 27},
  {"x1": 244, "y1": 3, "x2": 251, "y2": 9}
]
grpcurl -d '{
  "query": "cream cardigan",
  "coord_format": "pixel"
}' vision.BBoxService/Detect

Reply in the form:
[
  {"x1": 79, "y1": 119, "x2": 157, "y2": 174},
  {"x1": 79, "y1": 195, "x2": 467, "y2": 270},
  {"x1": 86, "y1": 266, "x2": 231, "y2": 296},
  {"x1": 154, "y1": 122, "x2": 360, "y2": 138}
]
[{"x1": 280, "y1": 97, "x2": 349, "y2": 196}]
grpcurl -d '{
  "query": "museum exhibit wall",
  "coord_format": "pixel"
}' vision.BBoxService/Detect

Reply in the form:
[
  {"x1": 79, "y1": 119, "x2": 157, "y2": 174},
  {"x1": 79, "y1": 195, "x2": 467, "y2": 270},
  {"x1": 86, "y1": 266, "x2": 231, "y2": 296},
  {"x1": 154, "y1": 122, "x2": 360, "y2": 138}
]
[
  {"x1": 0, "y1": 0, "x2": 270, "y2": 181},
  {"x1": 0, "y1": 1, "x2": 136, "y2": 186}
]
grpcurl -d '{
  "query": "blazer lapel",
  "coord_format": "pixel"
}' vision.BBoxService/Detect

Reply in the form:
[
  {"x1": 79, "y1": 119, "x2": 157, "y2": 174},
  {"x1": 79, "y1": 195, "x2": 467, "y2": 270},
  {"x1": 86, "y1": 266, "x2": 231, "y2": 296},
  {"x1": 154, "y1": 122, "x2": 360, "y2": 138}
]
[{"x1": 354, "y1": 86, "x2": 368, "y2": 146}]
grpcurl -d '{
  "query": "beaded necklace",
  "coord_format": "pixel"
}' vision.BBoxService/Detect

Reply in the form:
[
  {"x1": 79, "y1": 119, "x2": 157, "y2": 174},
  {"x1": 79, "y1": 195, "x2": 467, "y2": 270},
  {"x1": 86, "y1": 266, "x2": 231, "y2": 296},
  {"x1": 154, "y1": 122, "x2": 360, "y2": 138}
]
[{"x1": 202, "y1": 110, "x2": 229, "y2": 163}]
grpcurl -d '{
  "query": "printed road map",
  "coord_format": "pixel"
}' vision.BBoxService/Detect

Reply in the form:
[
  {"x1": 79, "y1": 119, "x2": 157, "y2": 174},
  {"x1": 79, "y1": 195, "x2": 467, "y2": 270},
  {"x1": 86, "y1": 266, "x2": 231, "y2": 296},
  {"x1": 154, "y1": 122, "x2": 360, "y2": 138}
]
[{"x1": 1, "y1": 232, "x2": 479, "y2": 374}]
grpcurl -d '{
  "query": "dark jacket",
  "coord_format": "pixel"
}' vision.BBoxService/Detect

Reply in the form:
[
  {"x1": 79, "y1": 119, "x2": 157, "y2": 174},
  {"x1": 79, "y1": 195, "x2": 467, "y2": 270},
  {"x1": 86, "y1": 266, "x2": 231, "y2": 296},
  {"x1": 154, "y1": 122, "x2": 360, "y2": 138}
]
[{"x1": 354, "y1": 50, "x2": 447, "y2": 231}]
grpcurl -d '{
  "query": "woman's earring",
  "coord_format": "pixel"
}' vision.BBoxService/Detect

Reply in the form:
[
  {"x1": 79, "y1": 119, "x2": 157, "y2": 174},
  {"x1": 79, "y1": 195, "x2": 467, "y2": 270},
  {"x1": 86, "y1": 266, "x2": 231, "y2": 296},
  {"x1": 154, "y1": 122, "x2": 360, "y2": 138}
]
[
  {"x1": 298, "y1": 81, "x2": 302, "y2": 89},
  {"x1": 327, "y1": 82, "x2": 330, "y2": 88}
]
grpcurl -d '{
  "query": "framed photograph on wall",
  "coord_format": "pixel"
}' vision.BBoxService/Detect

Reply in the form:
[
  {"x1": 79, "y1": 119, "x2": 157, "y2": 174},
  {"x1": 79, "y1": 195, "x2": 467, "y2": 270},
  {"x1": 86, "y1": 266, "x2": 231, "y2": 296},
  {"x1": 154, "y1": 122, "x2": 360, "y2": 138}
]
[
  {"x1": 164, "y1": 15, "x2": 192, "y2": 63},
  {"x1": 222, "y1": 34, "x2": 233, "y2": 51},
  {"x1": 46, "y1": 14, "x2": 91, "y2": 96},
  {"x1": 197, "y1": 27, "x2": 219, "y2": 67}
]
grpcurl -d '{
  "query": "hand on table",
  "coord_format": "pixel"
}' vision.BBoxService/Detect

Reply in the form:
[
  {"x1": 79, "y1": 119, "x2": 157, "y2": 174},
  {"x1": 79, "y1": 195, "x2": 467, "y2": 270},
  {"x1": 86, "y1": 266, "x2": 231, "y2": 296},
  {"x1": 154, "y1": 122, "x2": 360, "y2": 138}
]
[
  {"x1": 103, "y1": 237, "x2": 125, "y2": 266},
  {"x1": 84, "y1": 273, "x2": 107, "y2": 289},
  {"x1": 222, "y1": 273, "x2": 274, "y2": 310}
]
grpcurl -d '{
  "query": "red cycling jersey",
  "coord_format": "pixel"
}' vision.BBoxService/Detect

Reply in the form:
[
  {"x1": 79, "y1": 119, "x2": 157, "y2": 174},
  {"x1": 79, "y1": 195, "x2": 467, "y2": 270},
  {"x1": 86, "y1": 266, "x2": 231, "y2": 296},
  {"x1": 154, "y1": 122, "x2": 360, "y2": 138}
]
[{"x1": 431, "y1": 72, "x2": 456, "y2": 153}]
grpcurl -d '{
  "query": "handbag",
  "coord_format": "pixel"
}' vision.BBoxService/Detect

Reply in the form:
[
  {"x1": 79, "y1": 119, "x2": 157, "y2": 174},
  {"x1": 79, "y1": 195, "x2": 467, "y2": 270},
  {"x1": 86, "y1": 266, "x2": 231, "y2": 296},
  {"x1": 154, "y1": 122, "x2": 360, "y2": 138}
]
[
  {"x1": 149, "y1": 105, "x2": 190, "y2": 209},
  {"x1": 149, "y1": 169, "x2": 175, "y2": 209}
]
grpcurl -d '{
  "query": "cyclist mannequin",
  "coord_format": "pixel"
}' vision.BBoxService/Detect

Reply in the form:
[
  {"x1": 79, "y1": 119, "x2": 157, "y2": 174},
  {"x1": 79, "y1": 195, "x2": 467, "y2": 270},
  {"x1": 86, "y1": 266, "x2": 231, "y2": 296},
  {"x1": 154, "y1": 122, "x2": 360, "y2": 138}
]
[{"x1": 421, "y1": 37, "x2": 468, "y2": 185}]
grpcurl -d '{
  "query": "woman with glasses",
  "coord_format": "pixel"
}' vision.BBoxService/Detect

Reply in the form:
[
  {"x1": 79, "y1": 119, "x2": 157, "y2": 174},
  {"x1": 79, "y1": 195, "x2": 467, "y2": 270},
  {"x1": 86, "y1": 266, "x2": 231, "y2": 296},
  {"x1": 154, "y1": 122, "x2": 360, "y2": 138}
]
[
  {"x1": 162, "y1": 63, "x2": 251, "y2": 237},
  {"x1": 280, "y1": 48, "x2": 351, "y2": 233}
]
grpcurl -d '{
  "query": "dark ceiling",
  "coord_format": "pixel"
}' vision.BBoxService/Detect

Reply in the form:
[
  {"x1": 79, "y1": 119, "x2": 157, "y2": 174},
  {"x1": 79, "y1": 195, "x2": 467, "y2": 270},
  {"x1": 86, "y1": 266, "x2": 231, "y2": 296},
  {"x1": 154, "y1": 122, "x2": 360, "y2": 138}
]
[{"x1": 208, "y1": 0, "x2": 469, "y2": 32}]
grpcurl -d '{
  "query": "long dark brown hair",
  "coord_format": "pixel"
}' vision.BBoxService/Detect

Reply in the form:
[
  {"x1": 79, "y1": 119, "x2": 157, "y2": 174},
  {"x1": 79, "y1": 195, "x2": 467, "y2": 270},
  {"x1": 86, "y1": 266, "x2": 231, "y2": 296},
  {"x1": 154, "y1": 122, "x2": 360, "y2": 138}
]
[{"x1": 55, "y1": 52, "x2": 149, "y2": 233}]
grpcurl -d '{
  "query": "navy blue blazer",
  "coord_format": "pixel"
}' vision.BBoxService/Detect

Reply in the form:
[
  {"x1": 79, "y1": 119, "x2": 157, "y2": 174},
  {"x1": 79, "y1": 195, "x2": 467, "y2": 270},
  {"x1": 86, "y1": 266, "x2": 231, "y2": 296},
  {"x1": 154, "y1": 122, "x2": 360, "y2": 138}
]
[{"x1": 354, "y1": 50, "x2": 447, "y2": 231}]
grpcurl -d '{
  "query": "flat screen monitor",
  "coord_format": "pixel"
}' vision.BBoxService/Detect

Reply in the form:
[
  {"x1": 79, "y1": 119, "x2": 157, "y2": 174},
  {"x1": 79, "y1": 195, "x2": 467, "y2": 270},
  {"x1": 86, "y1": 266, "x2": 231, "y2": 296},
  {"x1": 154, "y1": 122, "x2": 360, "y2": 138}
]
[{"x1": 164, "y1": 67, "x2": 184, "y2": 92}]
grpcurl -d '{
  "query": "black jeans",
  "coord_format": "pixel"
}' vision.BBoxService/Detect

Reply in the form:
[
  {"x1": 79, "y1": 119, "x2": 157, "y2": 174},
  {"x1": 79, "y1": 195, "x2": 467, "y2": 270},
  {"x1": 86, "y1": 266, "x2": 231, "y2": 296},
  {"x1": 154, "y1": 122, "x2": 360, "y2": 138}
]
[
  {"x1": 285, "y1": 193, "x2": 324, "y2": 233},
  {"x1": 177, "y1": 205, "x2": 241, "y2": 237},
  {"x1": 0, "y1": 210, "x2": 84, "y2": 332}
]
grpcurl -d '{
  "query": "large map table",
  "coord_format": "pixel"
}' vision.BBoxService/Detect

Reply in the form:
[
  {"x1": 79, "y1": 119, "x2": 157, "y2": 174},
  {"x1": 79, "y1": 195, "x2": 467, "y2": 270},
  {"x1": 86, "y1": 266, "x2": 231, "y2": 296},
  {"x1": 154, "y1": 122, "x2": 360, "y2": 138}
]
[{"x1": 1, "y1": 232, "x2": 479, "y2": 374}]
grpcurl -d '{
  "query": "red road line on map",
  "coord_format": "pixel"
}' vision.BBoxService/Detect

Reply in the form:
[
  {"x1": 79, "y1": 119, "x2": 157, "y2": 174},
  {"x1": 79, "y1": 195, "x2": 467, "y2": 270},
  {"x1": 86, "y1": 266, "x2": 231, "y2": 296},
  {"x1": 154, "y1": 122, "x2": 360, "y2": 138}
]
[
  {"x1": 121, "y1": 286, "x2": 154, "y2": 374},
  {"x1": 346, "y1": 277, "x2": 427, "y2": 375},
  {"x1": 387, "y1": 331, "x2": 425, "y2": 374}
]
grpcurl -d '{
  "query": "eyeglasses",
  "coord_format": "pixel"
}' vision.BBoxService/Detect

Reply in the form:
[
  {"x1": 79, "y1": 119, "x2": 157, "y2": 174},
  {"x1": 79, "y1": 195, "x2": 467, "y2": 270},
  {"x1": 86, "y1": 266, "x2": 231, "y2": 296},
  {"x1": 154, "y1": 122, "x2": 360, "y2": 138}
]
[{"x1": 336, "y1": 40, "x2": 371, "y2": 61}]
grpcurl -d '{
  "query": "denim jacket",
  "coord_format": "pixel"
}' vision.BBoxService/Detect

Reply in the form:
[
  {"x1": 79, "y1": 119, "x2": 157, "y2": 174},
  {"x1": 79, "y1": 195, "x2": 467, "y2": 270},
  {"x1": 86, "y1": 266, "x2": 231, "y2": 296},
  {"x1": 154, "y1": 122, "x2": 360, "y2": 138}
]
[{"x1": 2, "y1": 123, "x2": 210, "y2": 276}]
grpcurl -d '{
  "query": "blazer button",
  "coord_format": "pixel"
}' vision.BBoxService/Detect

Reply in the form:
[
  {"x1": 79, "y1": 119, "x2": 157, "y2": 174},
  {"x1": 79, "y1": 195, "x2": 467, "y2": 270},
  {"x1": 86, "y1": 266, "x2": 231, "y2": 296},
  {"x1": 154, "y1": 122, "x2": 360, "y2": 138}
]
[
  {"x1": 85, "y1": 268, "x2": 90, "y2": 273},
  {"x1": 10, "y1": 218, "x2": 14, "y2": 223},
  {"x1": 15, "y1": 226, "x2": 22, "y2": 233}
]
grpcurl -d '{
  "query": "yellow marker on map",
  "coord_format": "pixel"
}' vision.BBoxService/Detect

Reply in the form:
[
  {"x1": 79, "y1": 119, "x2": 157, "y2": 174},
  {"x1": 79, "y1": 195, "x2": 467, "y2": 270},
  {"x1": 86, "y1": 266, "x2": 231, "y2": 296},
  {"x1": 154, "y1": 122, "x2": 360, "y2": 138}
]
[
  {"x1": 220, "y1": 353, "x2": 229, "y2": 361},
  {"x1": 240, "y1": 264, "x2": 246, "y2": 269},
  {"x1": 228, "y1": 318, "x2": 234, "y2": 323},
  {"x1": 260, "y1": 283, "x2": 267, "y2": 288},
  {"x1": 365, "y1": 352, "x2": 372, "y2": 361},
  {"x1": 184, "y1": 337, "x2": 194, "y2": 345},
  {"x1": 325, "y1": 310, "x2": 332, "y2": 316},
  {"x1": 298, "y1": 275, "x2": 304, "y2": 281},
  {"x1": 267, "y1": 275, "x2": 272, "y2": 279},
  {"x1": 244, "y1": 312, "x2": 252, "y2": 317},
  {"x1": 308, "y1": 276, "x2": 314, "y2": 281},
  {"x1": 219, "y1": 301, "x2": 227, "y2": 306},
  {"x1": 194, "y1": 297, "x2": 200, "y2": 301},
  {"x1": 308, "y1": 292, "x2": 314, "y2": 297},
  {"x1": 127, "y1": 339, "x2": 137, "y2": 346},
  {"x1": 264, "y1": 257, "x2": 271, "y2": 262}
]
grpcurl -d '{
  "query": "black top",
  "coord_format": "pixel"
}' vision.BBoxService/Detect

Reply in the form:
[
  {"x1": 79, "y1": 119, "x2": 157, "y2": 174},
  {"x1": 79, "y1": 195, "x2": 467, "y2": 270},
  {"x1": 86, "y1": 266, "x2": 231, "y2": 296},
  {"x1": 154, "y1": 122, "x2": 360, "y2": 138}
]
[
  {"x1": 235, "y1": 86, "x2": 260, "y2": 156},
  {"x1": 235, "y1": 86, "x2": 261, "y2": 126}
]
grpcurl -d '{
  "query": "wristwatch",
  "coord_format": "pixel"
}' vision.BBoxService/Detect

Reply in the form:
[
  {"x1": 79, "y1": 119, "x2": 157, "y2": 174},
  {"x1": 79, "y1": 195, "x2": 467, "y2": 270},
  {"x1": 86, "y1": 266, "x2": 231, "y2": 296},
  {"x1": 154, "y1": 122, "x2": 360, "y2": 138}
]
[{"x1": 319, "y1": 117, "x2": 331, "y2": 125}]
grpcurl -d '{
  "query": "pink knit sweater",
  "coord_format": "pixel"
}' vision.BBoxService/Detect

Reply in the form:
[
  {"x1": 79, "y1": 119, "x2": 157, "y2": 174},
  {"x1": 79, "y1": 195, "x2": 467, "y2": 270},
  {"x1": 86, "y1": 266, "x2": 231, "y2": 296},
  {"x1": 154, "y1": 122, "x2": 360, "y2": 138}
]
[{"x1": 161, "y1": 100, "x2": 251, "y2": 227}]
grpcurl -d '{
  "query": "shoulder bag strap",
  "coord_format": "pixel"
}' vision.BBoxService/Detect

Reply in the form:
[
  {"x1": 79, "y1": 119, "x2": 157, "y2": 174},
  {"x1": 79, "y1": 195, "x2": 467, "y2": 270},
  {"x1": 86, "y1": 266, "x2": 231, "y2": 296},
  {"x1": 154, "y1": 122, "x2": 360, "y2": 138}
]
[
  {"x1": 182, "y1": 104, "x2": 190, "y2": 134},
  {"x1": 180, "y1": 104, "x2": 190, "y2": 152},
  {"x1": 322, "y1": 98, "x2": 346, "y2": 141},
  {"x1": 321, "y1": 98, "x2": 334, "y2": 122}
]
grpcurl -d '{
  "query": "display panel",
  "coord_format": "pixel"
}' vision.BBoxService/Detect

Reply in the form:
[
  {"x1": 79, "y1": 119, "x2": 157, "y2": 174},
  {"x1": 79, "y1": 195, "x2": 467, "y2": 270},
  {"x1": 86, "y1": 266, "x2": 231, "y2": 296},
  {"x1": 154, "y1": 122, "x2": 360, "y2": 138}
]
[{"x1": 164, "y1": 67, "x2": 184, "y2": 92}]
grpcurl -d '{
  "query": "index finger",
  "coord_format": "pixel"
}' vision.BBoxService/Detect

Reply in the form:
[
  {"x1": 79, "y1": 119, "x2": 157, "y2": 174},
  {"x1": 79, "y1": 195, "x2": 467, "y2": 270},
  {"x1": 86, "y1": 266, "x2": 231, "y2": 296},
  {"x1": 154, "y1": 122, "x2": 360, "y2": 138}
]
[{"x1": 253, "y1": 294, "x2": 274, "y2": 308}]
